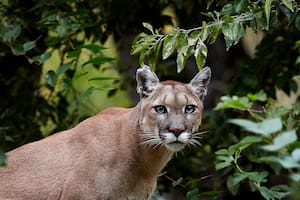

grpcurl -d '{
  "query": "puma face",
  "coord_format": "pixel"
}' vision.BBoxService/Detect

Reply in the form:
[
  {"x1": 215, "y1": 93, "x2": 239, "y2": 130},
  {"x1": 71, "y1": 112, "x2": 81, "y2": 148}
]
[
  {"x1": 140, "y1": 82, "x2": 204, "y2": 152},
  {"x1": 136, "y1": 66, "x2": 211, "y2": 152}
]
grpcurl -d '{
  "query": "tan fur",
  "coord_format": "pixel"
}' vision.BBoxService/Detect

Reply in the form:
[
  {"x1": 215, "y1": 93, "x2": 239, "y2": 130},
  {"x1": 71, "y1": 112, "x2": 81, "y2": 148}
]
[{"x1": 0, "y1": 66, "x2": 211, "y2": 200}]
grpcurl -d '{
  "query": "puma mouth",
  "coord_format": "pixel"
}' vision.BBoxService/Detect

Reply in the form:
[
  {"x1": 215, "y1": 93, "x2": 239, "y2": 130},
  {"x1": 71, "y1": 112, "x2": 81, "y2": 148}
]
[
  {"x1": 160, "y1": 132, "x2": 192, "y2": 152},
  {"x1": 161, "y1": 132, "x2": 191, "y2": 143},
  {"x1": 169, "y1": 141, "x2": 185, "y2": 144}
]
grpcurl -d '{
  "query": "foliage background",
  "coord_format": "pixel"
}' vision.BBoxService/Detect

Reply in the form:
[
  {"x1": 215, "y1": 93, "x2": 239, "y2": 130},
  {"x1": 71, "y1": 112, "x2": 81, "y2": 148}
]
[{"x1": 0, "y1": 0, "x2": 299, "y2": 199}]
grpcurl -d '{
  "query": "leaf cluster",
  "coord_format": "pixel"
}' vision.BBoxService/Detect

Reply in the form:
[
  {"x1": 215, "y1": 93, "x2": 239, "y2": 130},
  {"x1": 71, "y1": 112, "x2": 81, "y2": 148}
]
[
  {"x1": 215, "y1": 91, "x2": 300, "y2": 199},
  {"x1": 0, "y1": 0, "x2": 120, "y2": 164},
  {"x1": 132, "y1": 0, "x2": 300, "y2": 72}
]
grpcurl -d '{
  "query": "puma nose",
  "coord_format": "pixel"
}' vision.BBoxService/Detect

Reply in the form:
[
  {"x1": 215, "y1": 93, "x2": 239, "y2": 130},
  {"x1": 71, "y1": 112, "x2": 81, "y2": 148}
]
[{"x1": 168, "y1": 127, "x2": 185, "y2": 137}]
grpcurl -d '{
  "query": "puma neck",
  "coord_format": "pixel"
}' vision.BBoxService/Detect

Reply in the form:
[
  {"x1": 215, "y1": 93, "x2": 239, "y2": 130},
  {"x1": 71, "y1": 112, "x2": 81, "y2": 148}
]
[
  {"x1": 136, "y1": 143, "x2": 173, "y2": 178},
  {"x1": 132, "y1": 102, "x2": 173, "y2": 177}
]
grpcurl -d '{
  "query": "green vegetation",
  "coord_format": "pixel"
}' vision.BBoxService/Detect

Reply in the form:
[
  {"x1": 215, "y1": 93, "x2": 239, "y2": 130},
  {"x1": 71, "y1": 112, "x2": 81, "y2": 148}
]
[{"x1": 0, "y1": 0, "x2": 299, "y2": 199}]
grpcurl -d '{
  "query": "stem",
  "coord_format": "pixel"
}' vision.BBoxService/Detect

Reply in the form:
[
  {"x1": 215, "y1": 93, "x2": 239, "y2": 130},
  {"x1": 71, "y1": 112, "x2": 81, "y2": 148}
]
[
  {"x1": 234, "y1": 151, "x2": 244, "y2": 173},
  {"x1": 183, "y1": 12, "x2": 257, "y2": 34},
  {"x1": 145, "y1": 34, "x2": 165, "y2": 55},
  {"x1": 163, "y1": 175, "x2": 186, "y2": 188}
]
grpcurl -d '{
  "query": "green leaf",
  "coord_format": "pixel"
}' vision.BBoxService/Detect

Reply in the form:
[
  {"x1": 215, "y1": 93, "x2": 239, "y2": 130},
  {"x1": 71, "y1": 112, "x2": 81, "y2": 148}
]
[
  {"x1": 282, "y1": 0, "x2": 294, "y2": 12},
  {"x1": 227, "y1": 173, "x2": 248, "y2": 195},
  {"x1": 290, "y1": 173, "x2": 300, "y2": 181},
  {"x1": 233, "y1": 0, "x2": 248, "y2": 13},
  {"x1": 200, "y1": 22, "x2": 208, "y2": 41},
  {"x1": 70, "y1": 23, "x2": 81, "y2": 31},
  {"x1": 82, "y1": 87, "x2": 95, "y2": 97},
  {"x1": 176, "y1": 53, "x2": 186, "y2": 73},
  {"x1": 131, "y1": 33, "x2": 150, "y2": 55},
  {"x1": 222, "y1": 22, "x2": 244, "y2": 50},
  {"x1": 215, "y1": 161, "x2": 233, "y2": 170},
  {"x1": 230, "y1": 173, "x2": 248, "y2": 185},
  {"x1": 247, "y1": 90, "x2": 267, "y2": 102},
  {"x1": 56, "y1": 62, "x2": 72, "y2": 75},
  {"x1": 265, "y1": 0, "x2": 273, "y2": 29},
  {"x1": 246, "y1": 171, "x2": 268, "y2": 183},
  {"x1": 29, "y1": 52, "x2": 52, "y2": 64},
  {"x1": 188, "y1": 30, "x2": 201, "y2": 46},
  {"x1": 261, "y1": 130, "x2": 297, "y2": 151},
  {"x1": 207, "y1": 24, "x2": 222, "y2": 43},
  {"x1": 291, "y1": 149, "x2": 300, "y2": 162},
  {"x1": 215, "y1": 155, "x2": 234, "y2": 170},
  {"x1": 45, "y1": 70, "x2": 57, "y2": 88},
  {"x1": 258, "y1": 186, "x2": 289, "y2": 200},
  {"x1": 229, "y1": 136, "x2": 262, "y2": 152},
  {"x1": 11, "y1": 39, "x2": 39, "y2": 56},
  {"x1": 79, "y1": 44, "x2": 106, "y2": 53},
  {"x1": 139, "y1": 51, "x2": 146, "y2": 66},
  {"x1": 275, "y1": 155, "x2": 300, "y2": 168},
  {"x1": 140, "y1": 34, "x2": 158, "y2": 50},
  {"x1": 2, "y1": 24, "x2": 21, "y2": 43},
  {"x1": 67, "y1": 50, "x2": 81, "y2": 58},
  {"x1": 82, "y1": 56, "x2": 115, "y2": 67},
  {"x1": 162, "y1": 32, "x2": 178, "y2": 59},
  {"x1": 222, "y1": 24, "x2": 234, "y2": 49},
  {"x1": 214, "y1": 95, "x2": 252, "y2": 110},
  {"x1": 223, "y1": 36, "x2": 234, "y2": 50},
  {"x1": 175, "y1": 32, "x2": 194, "y2": 73},
  {"x1": 257, "y1": 156, "x2": 279, "y2": 164},
  {"x1": 177, "y1": 32, "x2": 189, "y2": 55},
  {"x1": 23, "y1": 40, "x2": 36, "y2": 52},
  {"x1": 215, "y1": 149, "x2": 231, "y2": 155},
  {"x1": 11, "y1": 44, "x2": 26, "y2": 56},
  {"x1": 148, "y1": 39, "x2": 162, "y2": 69},
  {"x1": 206, "y1": 0, "x2": 214, "y2": 9},
  {"x1": 142, "y1": 22, "x2": 154, "y2": 34},
  {"x1": 266, "y1": 107, "x2": 289, "y2": 118},
  {"x1": 228, "y1": 118, "x2": 282, "y2": 136},
  {"x1": 194, "y1": 39, "x2": 207, "y2": 70},
  {"x1": 61, "y1": 77, "x2": 72, "y2": 90},
  {"x1": 172, "y1": 177, "x2": 183, "y2": 187},
  {"x1": 186, "y1": 188, "x2": 199, "y2": 200},
  {"x1": 88, "y1": 77, "x2": 118, "y2": 81},
  {"x1": 221, "y1": 3, "x2": 234, "y2": 16},
  {"x1": 40, "y1": 52, "x2": 52, "y2": 62}
]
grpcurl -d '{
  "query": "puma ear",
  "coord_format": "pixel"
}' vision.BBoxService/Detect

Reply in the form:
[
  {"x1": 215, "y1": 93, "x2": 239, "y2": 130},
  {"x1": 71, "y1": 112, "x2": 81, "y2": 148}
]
[
  {"x1": 136, "y1": 65, "x2": 160, "y2": 98},
  {"x1": 189, "y1": 67, "x2": 211, "y2": 100}
]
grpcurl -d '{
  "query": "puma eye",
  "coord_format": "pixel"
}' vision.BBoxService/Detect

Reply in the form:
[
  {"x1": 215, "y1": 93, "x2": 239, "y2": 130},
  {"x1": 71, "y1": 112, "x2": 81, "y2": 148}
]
[
  {"x1": 153, "y1": 105, "x2": 167, "y2": 114},
  {"x1": 185, "y1": 105, "x2": 196, "y2": 114}
]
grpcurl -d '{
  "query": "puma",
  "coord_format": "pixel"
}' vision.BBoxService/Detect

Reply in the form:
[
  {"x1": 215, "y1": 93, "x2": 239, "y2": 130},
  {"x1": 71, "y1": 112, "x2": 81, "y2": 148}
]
[{"x1": 0, "y1": 66, "x2": 211, "y2": 200}]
